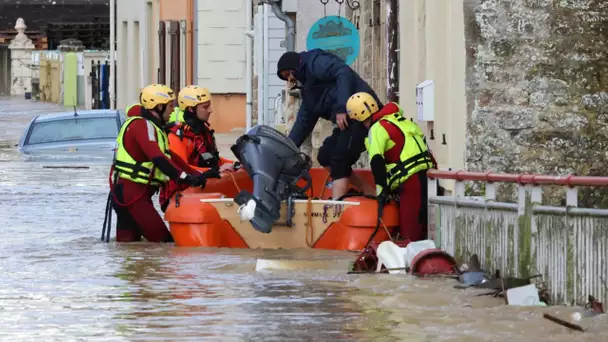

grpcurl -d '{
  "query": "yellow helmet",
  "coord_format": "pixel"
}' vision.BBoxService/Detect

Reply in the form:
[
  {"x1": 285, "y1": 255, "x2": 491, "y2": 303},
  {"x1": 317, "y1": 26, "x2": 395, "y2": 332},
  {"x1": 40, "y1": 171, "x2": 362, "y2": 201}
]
[
  {"x1": 139, "y1": 84, "x2": 176, "y2": 110},
  {"x1": 346, "y1": 92, "x2": 379, "y2": 122},
  {"x1": 178, "y1": 85, "x2": 212, "y2": 111}
]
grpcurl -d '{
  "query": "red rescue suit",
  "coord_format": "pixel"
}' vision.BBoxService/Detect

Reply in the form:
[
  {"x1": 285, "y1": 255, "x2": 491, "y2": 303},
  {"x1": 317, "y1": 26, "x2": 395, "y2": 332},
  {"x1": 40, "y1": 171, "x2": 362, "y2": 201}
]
[
  {"x1": 110, "y1": 111, "x2": 200, "y2": 242},
  {"x1": 159, "y1": 120, "x2": 232, "y2": 210},
  {"x1": 370, "y1": 103, "x2": 439, "y2": 241}
]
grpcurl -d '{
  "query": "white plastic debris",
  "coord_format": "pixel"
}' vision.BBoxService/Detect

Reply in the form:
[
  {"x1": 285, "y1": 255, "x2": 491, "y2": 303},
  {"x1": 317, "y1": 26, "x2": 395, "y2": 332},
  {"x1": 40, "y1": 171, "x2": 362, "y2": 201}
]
[
  {"x1": 255, "y1": 259, "x2": 352, "y2": 272},
  {"x1": 376, "y1": 241, "x2": 409, "y2": 274},
  {"x1": 375, "y1": 239, "x2": 437, "y2": 274},
  {"x1": 403, "y1": 240, "x2": 436, "y2": 267},
  {"x1": 506, "y1": 284, "x2": 541, "y2": 306}
]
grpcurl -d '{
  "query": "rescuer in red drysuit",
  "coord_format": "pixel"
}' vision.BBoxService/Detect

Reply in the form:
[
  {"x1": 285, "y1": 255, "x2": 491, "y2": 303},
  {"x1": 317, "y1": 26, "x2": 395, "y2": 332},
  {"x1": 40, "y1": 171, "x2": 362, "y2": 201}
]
[
  {"x1": 159, "y1": 86, "x2": 237, "y2": 211},
  {"x1": 347, "y1": 93, "x2": 440, "y2": 241},
  {"x1": 125, "y1": 102, "x2": 192, "y2": 169},
  {"x1": 110, "y1": 84, "x2": 220, "y2": 243}
]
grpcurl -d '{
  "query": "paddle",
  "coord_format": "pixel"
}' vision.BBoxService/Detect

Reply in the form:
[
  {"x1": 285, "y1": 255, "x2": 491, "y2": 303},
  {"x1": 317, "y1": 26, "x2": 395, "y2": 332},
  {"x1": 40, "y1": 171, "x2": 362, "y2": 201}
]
[{"x1": 101, "y1": 192, "x2": 113, "y2": 243}]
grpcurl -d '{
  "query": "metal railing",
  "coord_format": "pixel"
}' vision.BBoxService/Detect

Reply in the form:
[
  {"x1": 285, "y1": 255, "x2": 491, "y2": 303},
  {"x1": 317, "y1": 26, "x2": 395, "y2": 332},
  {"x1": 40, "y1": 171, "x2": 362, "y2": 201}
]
[{"x1": 427, "y1": 170, "x2": 608, "y2": 306}]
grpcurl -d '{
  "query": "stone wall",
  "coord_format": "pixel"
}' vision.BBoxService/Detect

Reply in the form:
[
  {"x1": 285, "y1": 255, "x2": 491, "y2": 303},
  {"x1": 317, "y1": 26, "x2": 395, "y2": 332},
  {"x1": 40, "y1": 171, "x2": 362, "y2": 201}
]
[{"x1": 464, "y1": 0, "x2": 608, "y2": 206}]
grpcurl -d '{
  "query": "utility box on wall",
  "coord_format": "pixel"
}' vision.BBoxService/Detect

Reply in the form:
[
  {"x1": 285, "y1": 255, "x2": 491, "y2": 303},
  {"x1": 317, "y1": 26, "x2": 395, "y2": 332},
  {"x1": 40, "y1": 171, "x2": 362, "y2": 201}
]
[
  {"x1": 281, "y1": 0, "x2": 298, "y2": 13},
  {"x1": 416, "y1": 80, "x2": 434, "y2": 122}
]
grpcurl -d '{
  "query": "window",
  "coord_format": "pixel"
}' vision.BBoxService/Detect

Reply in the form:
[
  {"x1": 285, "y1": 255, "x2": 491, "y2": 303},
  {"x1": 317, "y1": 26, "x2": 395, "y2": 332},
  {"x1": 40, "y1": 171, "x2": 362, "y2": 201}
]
[{"x1": 26, "y1": 117, "x2": 119, "y2": 145}]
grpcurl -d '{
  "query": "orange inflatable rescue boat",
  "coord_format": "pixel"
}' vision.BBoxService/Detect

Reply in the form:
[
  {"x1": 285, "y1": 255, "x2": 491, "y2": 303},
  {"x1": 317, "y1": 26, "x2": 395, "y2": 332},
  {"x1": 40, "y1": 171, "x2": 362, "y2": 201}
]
[{"x1": 164, "y1": 126, "x2": 398, "y2": 250}]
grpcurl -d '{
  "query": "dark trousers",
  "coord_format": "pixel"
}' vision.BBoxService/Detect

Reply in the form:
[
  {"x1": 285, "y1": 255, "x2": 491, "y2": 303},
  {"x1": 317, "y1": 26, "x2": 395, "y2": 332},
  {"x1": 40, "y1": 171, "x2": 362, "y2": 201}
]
[
  {"x1": 397, "y1": 171, "x2": 429, "y2": 242},
  {"x1": 317, "y1": 120, "x2": 368, "y2": 180},
  {"x1": 111, "y1": 179, "x2": 174, "y2": 243}
]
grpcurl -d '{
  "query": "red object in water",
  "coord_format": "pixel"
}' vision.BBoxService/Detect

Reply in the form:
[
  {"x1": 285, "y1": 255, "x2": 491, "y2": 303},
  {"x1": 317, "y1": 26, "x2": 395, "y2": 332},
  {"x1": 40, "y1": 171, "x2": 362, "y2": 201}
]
[
  {"x1": 592, "y1": 301, "x2": 605, "y2": 314},
  {"x1": 409, "y1": 248, "x2": 458, "y2": 277},
  {"x1": 586, "y1": 296, "x2": 605, "y2": 314},
  {"x1": 352, "y1": 239, "x2": 411, "y2": 272}
]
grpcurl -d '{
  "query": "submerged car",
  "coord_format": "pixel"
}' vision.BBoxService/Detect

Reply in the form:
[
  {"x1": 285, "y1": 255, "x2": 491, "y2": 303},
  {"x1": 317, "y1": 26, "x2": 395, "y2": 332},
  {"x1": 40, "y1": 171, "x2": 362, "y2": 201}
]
[{"x1": 18, "y1": 109, "x2": 125, "y2": 158}]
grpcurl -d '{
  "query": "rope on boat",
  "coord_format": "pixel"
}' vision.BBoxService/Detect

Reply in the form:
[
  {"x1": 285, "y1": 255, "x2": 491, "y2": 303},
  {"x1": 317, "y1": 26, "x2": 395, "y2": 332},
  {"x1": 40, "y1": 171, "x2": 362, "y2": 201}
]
[
  {"x1": 318, "y1": 173, "x2": 331, "y2": 199},
  {"x1": 228, "y1": 171, "x2": 241, "y2": 192},
  {"x1": 306, "y1": 197, "x2": 314, "y2": 247}
]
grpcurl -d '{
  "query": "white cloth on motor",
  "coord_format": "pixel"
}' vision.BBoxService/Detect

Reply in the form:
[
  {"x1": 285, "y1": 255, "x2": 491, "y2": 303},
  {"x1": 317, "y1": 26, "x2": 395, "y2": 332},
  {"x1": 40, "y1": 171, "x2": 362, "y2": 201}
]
[{"x1": 237, "y1": 199, "x2": 256, "y2": 221}]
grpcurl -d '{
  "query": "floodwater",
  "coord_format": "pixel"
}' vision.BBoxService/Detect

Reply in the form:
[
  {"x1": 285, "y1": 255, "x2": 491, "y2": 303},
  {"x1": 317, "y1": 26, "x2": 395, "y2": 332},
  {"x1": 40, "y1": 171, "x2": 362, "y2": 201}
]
[{"x1": 1, "y1": 97, "x2": 606, "y2": 341}]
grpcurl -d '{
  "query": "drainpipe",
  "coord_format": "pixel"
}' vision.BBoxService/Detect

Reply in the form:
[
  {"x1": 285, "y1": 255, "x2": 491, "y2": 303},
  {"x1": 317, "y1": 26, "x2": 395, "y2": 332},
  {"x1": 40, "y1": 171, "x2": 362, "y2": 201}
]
[
  {"x1": 193, "y1": 0, "x2": 198, "y2": 84},
  {"x1": 109, "y1": 0, "x2": 115, "y2": 109},
  {"x1": 244, "y1": 0, "x2": 254, "y2": 131},
  {"x1": 180, "y1": 20, "x2": 187, "y2": 88},
  {"x1": 387, "y1": 0, "x2": 399, "y2": 103},
  {"x1": 262, "y1": 4, "x2": 269, "y2": 125},
  {"x1": 267, "y1": 0, "x2": 295, "y2": 52}
]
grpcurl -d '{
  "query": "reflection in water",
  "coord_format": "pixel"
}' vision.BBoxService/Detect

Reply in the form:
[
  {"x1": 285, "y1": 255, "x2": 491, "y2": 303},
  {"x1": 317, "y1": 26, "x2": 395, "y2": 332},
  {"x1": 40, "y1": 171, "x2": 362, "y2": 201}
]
[
  {"x1": 241, "y1": 273, "x2": 364, "y2": 341},
  {"x1": 1, "y1": 98, "x2": 608, "y2": 341},
  {"x1": 111, "y1": 246, "x2": 223, "y2": 339}
]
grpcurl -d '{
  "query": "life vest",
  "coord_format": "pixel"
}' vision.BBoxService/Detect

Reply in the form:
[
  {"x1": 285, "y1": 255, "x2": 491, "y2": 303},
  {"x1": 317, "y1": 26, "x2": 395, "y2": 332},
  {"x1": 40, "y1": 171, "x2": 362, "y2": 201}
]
[
  {"x1": 113, "y1": 116, "x2": 171, "y2": 187},
  {"x1": 365, "y1": 104, "x2": 434, "y2": 191},
  {"x1": 167, "y1": 107, "x2": 184, "y2": 124},
  {"x1": 167, "y1": 121, "x2": 220, "y2": 169}
]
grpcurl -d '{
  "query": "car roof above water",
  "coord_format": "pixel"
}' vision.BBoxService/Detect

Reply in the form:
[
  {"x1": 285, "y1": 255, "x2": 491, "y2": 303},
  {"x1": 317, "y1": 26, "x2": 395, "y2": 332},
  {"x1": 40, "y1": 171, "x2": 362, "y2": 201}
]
[{"x1": 33, "y1": 109, "x2": 121, "y2": 123}]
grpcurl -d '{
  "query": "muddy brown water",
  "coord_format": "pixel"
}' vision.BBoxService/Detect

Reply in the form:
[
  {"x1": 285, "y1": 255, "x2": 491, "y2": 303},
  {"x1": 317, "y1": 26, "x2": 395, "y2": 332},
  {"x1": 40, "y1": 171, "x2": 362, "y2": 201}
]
[{"x1": 1, "y1": 97, "x2": 606, "y2": 341}]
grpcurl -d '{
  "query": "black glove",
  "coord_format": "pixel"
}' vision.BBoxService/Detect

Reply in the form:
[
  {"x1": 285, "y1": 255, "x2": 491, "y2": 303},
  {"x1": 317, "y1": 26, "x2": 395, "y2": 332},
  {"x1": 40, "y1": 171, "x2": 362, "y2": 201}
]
[
  {"x1": 377, "y1": 191, "x2": 388, "y2": 218},
  {"x1": 192, "y1": 168, "x2": 221, "y2": 188},
  {"x1": 178, "y1": 172, "x2": 197, "y2": 186}
]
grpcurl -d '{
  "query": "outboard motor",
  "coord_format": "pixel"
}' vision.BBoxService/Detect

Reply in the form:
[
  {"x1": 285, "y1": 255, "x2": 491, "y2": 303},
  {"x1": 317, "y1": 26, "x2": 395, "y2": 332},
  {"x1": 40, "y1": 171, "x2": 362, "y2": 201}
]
[{"x1": 230, "y1": 125, "x2": 312, "y2": 234}]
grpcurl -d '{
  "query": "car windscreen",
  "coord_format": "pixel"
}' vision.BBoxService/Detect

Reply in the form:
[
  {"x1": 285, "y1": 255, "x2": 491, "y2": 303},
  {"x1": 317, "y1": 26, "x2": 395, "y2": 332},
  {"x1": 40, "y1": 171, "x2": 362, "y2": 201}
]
[{"x1": 26, "y1": 117, "x2": 119, "y2": 145}]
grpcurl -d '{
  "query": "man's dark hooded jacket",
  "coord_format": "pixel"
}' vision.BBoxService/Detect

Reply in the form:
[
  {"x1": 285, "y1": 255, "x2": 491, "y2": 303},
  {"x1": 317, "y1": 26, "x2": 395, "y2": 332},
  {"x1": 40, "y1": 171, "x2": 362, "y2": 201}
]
[{"x1": 284, "y1": 49, "x2": 382, "y2": 147}]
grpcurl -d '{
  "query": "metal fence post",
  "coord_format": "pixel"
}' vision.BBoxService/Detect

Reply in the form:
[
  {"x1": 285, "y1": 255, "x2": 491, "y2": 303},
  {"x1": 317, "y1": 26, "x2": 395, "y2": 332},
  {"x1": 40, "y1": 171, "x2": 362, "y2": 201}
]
[{"x1": 516, "y1": 184, "x2": 542, "y2": 278}]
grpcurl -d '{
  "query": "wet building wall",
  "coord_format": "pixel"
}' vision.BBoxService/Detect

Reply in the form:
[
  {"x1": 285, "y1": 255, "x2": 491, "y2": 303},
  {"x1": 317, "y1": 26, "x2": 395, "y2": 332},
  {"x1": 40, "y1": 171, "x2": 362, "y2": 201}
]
[
  {"x1": 268, "y1": 0, "x2": 391, "y2": 168},
  {"x1": 271, "y1": 0, "x2": 468, "y2": 173}
]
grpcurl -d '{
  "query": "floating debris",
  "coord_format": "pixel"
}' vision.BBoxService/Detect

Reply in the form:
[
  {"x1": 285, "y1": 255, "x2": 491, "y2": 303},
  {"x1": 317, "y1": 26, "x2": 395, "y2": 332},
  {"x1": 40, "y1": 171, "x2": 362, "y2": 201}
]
[
  {"x1": 453, "y1": 254, "x2": 491, "y2": 289},
  {"x1": 506, "y1": 283, "x2": 542, "y2": 306},
  {"x1": 42, "y1": 165, "x2": 90, "y2": 169},
  {"x1": 543, "y1": 313, "x2": 586, "y2": 332},
  {"x1": 583, "y1": 295, "x2": 605, "y2": 317}
]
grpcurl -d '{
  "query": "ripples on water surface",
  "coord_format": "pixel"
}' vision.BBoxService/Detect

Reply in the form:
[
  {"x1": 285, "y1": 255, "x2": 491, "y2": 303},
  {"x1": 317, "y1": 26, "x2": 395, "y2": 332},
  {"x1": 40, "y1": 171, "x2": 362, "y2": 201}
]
[{"x1": 1, "y1": 98, "x2": 607, "y2": 341}]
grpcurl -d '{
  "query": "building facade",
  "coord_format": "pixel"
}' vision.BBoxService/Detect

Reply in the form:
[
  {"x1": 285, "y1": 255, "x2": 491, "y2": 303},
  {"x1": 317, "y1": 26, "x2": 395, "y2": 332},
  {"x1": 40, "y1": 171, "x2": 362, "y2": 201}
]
[
  {"x1": 116, "y1": 0, "x2": 247, "y2": 133},
  {"x1": 399, "y1": 0, "x2": 468, "y2": 174},
  {"x1": 157, "y1": 0, "x2": 194, "y2": 95},
  {"x1": 116, "y1": 0, "x2": 156, "y2": 110},
  {"x1": 258, "y1": 0, "x2": 467, "y2": 178},
  {"x1": 194, "y1": 0, "x2": 248, "y2": 133}
]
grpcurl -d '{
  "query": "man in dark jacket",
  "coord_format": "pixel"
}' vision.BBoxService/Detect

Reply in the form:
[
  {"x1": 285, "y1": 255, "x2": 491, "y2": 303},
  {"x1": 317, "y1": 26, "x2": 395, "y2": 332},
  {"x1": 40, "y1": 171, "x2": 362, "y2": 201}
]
[{"x1": 277, "y1": 48, "x2": 380, "y2": 199}]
